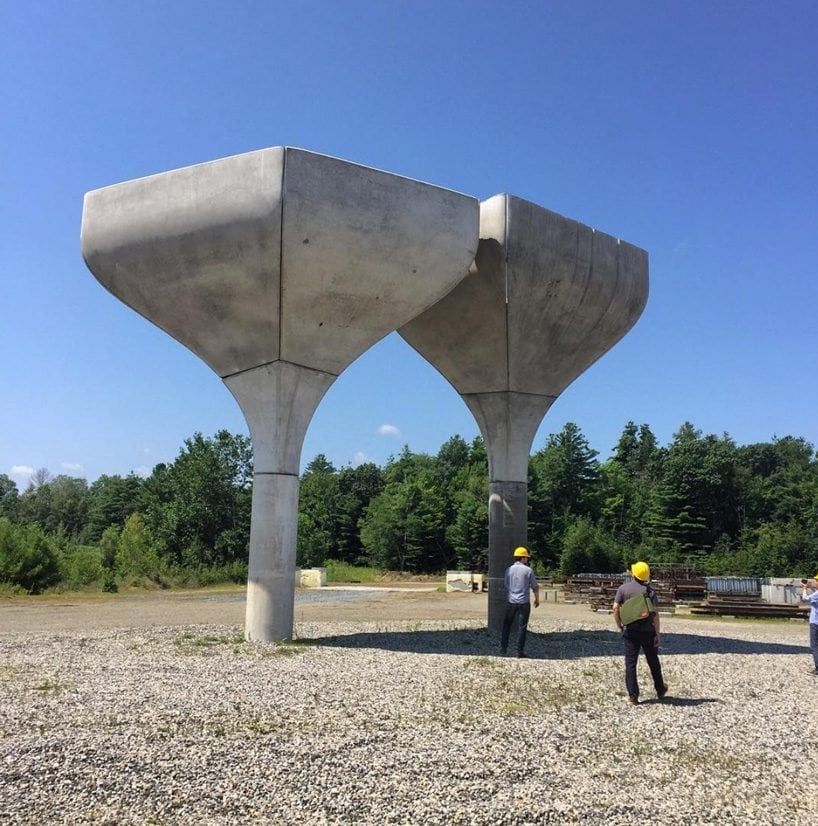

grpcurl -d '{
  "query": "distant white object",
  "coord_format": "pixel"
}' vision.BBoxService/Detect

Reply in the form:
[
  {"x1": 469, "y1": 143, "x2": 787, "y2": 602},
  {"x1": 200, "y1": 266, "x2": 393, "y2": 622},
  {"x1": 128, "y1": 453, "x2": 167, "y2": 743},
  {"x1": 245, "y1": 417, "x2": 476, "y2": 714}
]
[
  {"x1": 761, "y1": 579, "x2": 801, "y2": 605},
  {"x1": 295, "y1": 568, "x2": 327, "y2": 588},
  {"x1": 446, "y1": 571, "x2": 485, "y2": 592}
]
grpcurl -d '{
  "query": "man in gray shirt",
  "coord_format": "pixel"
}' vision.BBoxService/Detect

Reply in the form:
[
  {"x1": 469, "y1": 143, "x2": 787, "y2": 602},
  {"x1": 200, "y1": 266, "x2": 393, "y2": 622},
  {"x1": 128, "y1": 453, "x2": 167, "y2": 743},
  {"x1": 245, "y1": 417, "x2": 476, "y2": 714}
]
[
  {"x1": 500, "y1": 546, "x2": 539, "y2": 657},
  {"x1": 613, "y1": 560, "x2": 667, "y2": 705}
]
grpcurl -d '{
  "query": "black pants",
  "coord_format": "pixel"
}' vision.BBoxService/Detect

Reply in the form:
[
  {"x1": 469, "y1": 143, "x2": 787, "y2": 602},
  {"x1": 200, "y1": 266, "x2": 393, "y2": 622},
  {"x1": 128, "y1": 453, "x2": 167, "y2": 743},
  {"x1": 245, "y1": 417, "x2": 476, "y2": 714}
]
[
  {"x1": 623, "y1": 621, "x2": 664, "y2": 700},
  {"x1": 810, "y1": 623, "x2": 818, "y2": 671},
  {"x1": 501, "y1": 602, "x2": 531, "y2": 654}
]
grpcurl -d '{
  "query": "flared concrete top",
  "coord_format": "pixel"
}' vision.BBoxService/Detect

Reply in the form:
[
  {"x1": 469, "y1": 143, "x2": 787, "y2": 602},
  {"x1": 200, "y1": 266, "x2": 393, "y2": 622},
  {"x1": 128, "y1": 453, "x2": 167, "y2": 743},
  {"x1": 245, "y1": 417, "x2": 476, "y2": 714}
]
[
  {"x1": 400, "y1": 194, "x2": 649, "y2": 481},
  {"x1": 81, "y1": 147, "x2": 479, "y2": 381}
]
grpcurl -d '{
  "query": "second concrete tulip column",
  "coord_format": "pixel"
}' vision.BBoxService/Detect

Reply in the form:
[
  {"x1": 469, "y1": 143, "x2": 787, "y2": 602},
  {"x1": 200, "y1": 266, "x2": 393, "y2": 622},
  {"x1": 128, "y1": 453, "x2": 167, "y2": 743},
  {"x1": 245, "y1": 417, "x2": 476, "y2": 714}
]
[{"x1": 401, "y1": 195, "x2": 649, "y2": 633}]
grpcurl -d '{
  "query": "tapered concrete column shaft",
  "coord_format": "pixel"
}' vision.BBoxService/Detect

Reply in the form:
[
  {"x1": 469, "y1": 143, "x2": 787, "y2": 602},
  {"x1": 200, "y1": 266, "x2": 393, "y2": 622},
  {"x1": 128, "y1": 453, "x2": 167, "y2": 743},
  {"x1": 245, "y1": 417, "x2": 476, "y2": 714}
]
[
  {"x1": 224, "y1": 361, "x2": 335, "y2": 641},
  {"x1": 487, "y1": 481, "x2": 528, "y2": 632},
  {"x1": 245, "y1": 473, "x2": 299, "y2": 640}
]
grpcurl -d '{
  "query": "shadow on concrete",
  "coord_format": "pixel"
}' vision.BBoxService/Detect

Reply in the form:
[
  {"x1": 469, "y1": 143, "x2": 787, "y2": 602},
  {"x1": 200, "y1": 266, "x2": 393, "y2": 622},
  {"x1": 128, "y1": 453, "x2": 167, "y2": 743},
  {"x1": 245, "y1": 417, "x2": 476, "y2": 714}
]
[{"x1": 312, "y1": 627, "x2": 808, "y2": 659}]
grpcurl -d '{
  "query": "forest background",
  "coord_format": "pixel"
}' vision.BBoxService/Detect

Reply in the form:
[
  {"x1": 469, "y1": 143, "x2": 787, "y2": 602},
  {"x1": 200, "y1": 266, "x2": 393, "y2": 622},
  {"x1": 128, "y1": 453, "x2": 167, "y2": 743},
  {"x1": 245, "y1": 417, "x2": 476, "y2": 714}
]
[{"x1": 1, "y1": 420, "x2": 817, "y2": 594}]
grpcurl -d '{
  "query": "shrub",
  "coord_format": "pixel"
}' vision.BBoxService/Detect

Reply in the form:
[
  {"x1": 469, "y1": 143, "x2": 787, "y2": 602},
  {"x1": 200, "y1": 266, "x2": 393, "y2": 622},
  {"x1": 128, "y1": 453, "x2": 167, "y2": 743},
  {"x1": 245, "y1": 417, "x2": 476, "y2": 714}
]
[
  {"x1": 116, "y1": 514, "x2": 162, "y2": 583},
  {"x1": 0, "y1": 517, "x2": 60, "y2": 593},
  {"x1": 60, "y1": 544, "x2": 107, "y2": 589}
]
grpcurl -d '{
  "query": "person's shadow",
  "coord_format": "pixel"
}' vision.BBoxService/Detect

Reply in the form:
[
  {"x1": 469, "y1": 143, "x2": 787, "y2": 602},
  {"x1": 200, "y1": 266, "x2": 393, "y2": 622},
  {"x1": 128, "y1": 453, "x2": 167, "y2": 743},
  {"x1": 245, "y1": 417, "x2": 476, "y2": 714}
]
[
  {"x1": 311, "y1": 627, "x2": 807, "y2": 659},
  {"x1": 639, "y1": 696, "x2": 722, "y2": 707}
]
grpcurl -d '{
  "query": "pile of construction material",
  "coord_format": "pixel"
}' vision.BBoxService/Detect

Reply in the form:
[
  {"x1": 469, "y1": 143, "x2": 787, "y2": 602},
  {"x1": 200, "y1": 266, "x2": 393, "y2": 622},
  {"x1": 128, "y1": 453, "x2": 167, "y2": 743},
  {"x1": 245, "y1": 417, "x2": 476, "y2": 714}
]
[
  {"x1": 691, "y1": 577, "x2": 809, "y2": 619},
  {"x1": 566, "y1": 571, "x2": 810, "y2": 619},
  {"x1": 565, "y1": 565, "x2": 706, "y2": 614}
]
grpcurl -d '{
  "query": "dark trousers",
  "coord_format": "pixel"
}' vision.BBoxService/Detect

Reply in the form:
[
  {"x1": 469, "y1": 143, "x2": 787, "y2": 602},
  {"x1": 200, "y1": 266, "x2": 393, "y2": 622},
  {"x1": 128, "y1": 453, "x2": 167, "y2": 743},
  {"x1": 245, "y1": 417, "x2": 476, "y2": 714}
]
[
  {"x1": 623, "y1": 622, "x2": 665, "y2": 699},
  {"x1": 811, "y1": 624, "x2": 818, "y2": 671},
  {"x1": 501, "y1": 602, "x2": 531, "y2": 654}
]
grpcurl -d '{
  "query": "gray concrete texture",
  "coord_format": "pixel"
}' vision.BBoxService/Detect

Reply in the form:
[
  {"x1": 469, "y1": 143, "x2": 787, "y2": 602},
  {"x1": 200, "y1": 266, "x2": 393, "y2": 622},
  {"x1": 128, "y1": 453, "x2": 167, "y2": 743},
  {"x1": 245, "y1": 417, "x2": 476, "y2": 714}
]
[
  {"x1": 400, "y1": 194, "x2": 648, "y2": 630},
  {"x1": 82, "y1": 147, "x2": 479, "y2": 640}
]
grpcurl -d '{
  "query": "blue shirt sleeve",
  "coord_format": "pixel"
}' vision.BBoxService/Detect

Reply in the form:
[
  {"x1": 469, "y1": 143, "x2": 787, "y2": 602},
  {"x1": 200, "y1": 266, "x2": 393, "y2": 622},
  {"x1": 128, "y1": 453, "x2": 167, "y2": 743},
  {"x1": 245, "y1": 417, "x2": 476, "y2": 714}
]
[
  {"x1": 802, "y1": 591, "x2": 818, "y2": 604},
  {"x1": 529, "y1": 570, "x2": 538, "y2": 592}
]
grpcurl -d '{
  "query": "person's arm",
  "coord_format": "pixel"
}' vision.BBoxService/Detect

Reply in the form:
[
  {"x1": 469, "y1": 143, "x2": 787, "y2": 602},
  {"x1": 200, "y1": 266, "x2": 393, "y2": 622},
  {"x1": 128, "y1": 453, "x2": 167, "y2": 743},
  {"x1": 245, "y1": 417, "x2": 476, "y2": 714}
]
[
  {"x1": 613, "y1": 602, "x2": 623, "y2": 631},
  {"x1": 802, "y1": 589, "x2": 818, "y2": 604},
  {"x1": 653, "y1": 611, "x2": 661, "y2": 647},
  {"x1": 530, "y1": 571, "x2": 539, "y2": 608}
]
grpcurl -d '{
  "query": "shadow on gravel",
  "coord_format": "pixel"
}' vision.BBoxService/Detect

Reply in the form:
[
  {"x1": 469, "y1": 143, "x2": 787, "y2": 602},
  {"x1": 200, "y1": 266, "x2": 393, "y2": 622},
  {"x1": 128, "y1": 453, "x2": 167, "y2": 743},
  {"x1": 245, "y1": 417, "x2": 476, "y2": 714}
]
[
  {"x1": 640, "y1": 697, "x2": 722, "y2": 707},
  {"x1": 313, "y1": 628, "x2": 808, "y2": 659}
]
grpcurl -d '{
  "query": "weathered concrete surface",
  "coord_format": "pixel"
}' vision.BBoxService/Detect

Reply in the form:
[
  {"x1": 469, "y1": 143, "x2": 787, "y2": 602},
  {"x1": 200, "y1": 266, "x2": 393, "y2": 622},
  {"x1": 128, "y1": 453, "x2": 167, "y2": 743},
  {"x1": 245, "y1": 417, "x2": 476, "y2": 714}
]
[
  {"x1": 400, "y1": 194, "x2": 648, "y2": 633},
  {"x1": 82, "y1": 147, "x2": 479, "y2": 641}
]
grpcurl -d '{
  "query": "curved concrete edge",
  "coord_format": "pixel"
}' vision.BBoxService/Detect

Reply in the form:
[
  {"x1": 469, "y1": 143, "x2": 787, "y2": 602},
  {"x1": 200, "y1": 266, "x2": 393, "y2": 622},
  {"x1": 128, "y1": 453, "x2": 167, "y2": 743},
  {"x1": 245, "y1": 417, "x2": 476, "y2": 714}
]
[
  {"x1": 223, "y1": 361, "x2": 337, "y2": 475},
  {"x1": 81, "y1": 147, "x2": 285, "y2": 377},
  {"x1": 462, "y1": 391, "x2": 555, "y2": 482},
  {"x1": 502, "y1": 195, "x2": 649, "y2": 396}
]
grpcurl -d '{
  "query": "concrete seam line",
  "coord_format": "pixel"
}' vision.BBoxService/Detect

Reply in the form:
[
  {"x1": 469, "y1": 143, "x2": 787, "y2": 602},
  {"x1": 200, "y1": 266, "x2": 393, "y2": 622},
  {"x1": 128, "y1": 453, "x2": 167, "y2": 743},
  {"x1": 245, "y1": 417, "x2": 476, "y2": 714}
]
[
  {"x1": 253, "y1": 472, "x2": 300, "y2": 478},
  {"x1": 279, "y1": 148, "x2": 286, "y2": 361},
  {"x1": 461, "y1": 390, "x2": 558, "y2": 401},
  {"x1": 504, "y1": 193, "x2": 511, "y2": 392},
  {"x1": 220, "y1": 358, "x2": 339, "y2": 381}
]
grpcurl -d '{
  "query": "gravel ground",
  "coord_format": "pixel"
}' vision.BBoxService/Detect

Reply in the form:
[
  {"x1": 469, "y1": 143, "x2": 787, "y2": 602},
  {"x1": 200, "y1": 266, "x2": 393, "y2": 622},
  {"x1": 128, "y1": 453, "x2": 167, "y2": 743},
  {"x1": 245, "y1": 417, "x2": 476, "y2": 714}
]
[{"x1": 0, "y1": 602, "x2": 816, "y2": 825}]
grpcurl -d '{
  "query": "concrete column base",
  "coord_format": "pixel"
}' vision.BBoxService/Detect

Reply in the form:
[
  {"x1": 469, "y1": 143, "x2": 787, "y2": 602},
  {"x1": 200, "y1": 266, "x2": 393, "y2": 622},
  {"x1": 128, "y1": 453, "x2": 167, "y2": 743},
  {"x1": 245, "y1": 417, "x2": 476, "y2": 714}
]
[
  {"x1": 487, "y1": 480, "x2": 528, "y2": 635},
  {"x1": 245, "y1": 473, "x2": 299, "y2": 641}
]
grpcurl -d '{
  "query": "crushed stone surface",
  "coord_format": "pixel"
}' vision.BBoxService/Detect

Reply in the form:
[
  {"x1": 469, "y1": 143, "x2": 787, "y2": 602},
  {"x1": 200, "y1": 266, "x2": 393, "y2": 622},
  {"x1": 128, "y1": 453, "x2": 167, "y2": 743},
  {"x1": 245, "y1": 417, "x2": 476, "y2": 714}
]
[{"x1": 0, "y1": 603, "x2": 816, "y2": 824}]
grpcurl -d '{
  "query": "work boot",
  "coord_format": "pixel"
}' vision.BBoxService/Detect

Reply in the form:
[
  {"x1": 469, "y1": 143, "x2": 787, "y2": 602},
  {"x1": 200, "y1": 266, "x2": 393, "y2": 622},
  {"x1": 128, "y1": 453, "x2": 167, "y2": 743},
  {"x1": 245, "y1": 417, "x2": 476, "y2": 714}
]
[
  {"x1": 628, "y1": 695, "x2": 639, "y2": 706},
  {"x1": 657, "y1": 684, "x2": 669, "y2": 700},
  {"x1": 516, "y1": 652, "x2": 528, "y2": 658}
]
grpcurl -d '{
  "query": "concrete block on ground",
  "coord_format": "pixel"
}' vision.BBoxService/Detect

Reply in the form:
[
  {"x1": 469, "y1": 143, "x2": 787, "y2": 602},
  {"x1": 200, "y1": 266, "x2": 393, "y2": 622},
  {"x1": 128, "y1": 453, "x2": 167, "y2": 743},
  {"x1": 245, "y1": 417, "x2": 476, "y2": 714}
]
[{"x1": 298, "y1": 568, "x2": 327, "y2": 588}]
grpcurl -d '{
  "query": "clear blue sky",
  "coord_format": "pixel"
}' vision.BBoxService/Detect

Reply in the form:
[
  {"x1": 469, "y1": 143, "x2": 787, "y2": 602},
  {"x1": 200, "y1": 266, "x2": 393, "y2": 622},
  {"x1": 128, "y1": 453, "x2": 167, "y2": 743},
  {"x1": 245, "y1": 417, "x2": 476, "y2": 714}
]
[{"x1": 2, "y1": 1, "x2": 817, "y2": 488}]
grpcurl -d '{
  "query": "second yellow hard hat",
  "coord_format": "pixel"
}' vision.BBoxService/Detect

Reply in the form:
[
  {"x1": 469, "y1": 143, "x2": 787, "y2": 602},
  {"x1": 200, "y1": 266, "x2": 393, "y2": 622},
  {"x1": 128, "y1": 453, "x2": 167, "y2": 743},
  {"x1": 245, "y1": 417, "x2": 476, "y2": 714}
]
[{"x1": 631, "y1": 561, "x2": 650, "y2": 582}]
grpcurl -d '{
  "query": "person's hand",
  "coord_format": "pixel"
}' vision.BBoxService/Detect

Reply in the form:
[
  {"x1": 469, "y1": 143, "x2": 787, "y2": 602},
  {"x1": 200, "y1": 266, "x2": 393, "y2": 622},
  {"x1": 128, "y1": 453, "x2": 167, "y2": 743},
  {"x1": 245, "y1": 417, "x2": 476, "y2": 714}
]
[{"x1": 534, "y1": 597, "x2": 540, "y2": 608}]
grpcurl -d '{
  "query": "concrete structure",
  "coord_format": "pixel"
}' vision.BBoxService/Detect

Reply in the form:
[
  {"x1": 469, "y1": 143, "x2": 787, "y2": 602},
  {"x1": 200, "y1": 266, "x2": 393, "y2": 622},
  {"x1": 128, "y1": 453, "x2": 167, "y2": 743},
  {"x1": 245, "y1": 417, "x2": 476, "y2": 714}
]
[
  {"x1": 295, "y1": 568, "x2": 327, "y2": 588},
  {"x1": 400, "y1": 195, "x2": 648, "y2": 633},
  {"x1": 445, "y1": 571, "x2": 485, "y2": 592},
  {"x1": 82, "y1": 146, "x2": 479, "y2": 641}
]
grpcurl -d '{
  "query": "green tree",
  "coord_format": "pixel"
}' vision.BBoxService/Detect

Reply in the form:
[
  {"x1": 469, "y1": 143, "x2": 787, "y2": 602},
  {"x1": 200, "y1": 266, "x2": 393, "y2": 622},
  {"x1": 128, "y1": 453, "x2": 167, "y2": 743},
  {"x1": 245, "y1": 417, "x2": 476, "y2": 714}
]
[
  {"x1": 116, "y1": 513, "x2": 161, "y2": 581},
  {"x1": 297, "y1": 455, "x2": 341, "y2": 567},
  {"x1": 335, "y1": 462, "x2": 384, "y2": 564},
  {"x1": 141, "y1": 431, "x2": 252, "y2": 566},
  {"x1": 558, "y1": 517, "x2": 623, "y2": 577},
  {"x1": 0, "y1": 475, "x2": 18, "y2": 521},
  {"x1": 85, "y1": 473, "x2": 144, "y2": 542},
  {"x1": 529, "y1": 422, "x2": 600, "y2": 569},
  {"x1": 0, "y1": 517, "x2": 60, "y2": 592}
]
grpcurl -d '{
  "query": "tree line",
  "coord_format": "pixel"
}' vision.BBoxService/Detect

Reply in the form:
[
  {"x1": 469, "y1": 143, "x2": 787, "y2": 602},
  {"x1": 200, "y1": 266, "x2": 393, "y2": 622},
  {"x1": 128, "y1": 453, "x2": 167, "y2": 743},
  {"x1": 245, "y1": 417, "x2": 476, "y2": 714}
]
[{"x1": 1, "y1": 421, "x2": 817, "y2": 593}]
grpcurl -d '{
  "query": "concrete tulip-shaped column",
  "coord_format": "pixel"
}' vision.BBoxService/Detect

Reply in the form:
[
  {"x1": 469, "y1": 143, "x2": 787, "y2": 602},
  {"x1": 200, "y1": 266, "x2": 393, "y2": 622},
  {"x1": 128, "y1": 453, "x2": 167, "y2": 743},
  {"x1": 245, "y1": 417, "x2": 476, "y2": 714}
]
[
  {"x1": 82, "y1": 147, "x2": 478, "y2": 640},
  {"x1": 400, "y1": 195, "x2": 648, "y2": 633}
]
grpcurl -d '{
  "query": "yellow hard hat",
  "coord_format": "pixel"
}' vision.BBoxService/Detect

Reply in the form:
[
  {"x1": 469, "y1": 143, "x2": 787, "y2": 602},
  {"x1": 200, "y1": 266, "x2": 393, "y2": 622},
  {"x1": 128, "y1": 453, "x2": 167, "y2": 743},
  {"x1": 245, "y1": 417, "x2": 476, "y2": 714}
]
[
  {"x1": 513, "y1": 547, "x2": 529, "y2": 558},
  {"x1": 631, "y1": 561, "x2": 650, "y2": 582}
]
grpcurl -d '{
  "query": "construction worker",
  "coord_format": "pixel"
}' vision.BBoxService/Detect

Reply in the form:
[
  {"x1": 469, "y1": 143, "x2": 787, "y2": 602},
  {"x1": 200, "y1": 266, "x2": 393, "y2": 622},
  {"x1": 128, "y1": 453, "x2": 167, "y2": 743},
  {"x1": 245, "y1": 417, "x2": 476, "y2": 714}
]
[
  {"x1": 500, "y1": 546, "x2": 539, "y2": 658},
  {"x1": 801, "y1": 573, "x2": 818, "y2": 675},
  {"x1": 613, "y1": 561, "x2": 668, "y2": 705}
]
